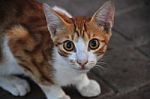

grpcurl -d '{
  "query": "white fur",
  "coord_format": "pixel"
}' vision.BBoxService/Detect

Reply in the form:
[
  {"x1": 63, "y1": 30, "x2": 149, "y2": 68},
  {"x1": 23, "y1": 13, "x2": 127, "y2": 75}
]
[
  {"x1": 52, "y1": 6, "x2": 72, "y2": 18},
  {"x1": 51, "y1": 49, "x2": 101, "y2": 97},
  {"x1": 76, "y1": 38, "x2": 88, "y2": 64},
  {"x1": 52, "y1": 48, "x2": 83, "y2": 86},
  {"x1": 0, "y1": 37, "x2": 25, "y2": 75},
  {"x1": 52, "y1": 38, "x2": 97, "y2": 86},
  {"x1": 0, "y1": 36, "x2": 30, "y2": 96},
  {"x1": 75, "y1": 74, "x2": 101, "y2": 97},
  {"x1": 0, "y1": 76, "x2": 30, "y2": 96}
]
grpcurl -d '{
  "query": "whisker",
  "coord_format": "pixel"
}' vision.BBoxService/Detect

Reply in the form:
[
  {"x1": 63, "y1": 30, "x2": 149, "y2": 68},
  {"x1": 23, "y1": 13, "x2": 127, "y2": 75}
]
[
  {"x1": 98, "y1": 60, "x2": 105, "y2": 62},
  {"x1": 94, "y1": 66, "x2": 104, "y2": 71},
  {"x1": 94, "y1": 65, "x2": 107, "y2": 71},
  {"x1": 95, "y1": 64, "x2": 106, "y2": 68},
  {"x1": 97, "y1": 62, "x2": 107, "y2": 65},
  {"x1": 97, "y1": 59, "x2": 108, "y2": 65}
]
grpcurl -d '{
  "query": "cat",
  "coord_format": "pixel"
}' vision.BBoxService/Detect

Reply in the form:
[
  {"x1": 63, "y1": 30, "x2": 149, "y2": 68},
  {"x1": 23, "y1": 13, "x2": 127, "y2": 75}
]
[{"x1": 0, "y1": 0, "x2": 115, "y2": 99}]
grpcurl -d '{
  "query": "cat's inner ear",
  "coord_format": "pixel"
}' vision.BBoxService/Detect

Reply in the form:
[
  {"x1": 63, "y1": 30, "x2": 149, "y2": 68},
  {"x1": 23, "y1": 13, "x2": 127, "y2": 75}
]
[
  {"x1": 91, "y1": 0, "x2": 115, "y2": 33},
  {"x1": 43, "y1": 3, "x2": 71, "y2": 38}
]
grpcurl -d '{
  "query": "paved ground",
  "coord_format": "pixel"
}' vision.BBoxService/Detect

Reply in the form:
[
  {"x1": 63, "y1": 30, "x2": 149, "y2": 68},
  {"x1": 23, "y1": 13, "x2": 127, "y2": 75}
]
[{"x1": 0, "y1": 0, "x2": 150, "y2": 99}]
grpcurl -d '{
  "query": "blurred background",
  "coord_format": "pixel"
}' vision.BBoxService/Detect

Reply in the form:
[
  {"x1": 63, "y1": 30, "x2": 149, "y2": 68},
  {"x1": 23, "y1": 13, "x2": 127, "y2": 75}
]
[{"x1": 0, "y1": 0, "x2": 149, "y2": 99}]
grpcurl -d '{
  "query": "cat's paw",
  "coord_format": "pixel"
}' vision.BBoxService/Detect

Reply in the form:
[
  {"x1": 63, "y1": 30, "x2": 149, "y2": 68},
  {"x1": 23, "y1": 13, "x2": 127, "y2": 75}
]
[
  {"x1": 0, "y1": 76, "x2": 30, "y2": 96},
  {"x1": 79, "y1": 80, "x2": 101, "y2": 97}
]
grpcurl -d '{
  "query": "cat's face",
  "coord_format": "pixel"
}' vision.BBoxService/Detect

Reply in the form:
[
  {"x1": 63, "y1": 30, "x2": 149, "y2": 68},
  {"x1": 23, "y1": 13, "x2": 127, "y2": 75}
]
[
  {"x1": 43, "y1": 1, "x2": 115, "y2": 72},
  {"x1": 52, "y1": 18, "x2": 110, "y2": 71}
]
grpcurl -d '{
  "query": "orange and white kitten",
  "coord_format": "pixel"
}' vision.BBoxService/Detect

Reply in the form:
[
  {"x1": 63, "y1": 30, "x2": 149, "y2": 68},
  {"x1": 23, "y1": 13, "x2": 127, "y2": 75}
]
[
  {"x1": 0, "y1": 0, "x2": 115, "y2": 99},
  {"x1": 42, "y1": 1, "x2": 115, "y2": 99}
]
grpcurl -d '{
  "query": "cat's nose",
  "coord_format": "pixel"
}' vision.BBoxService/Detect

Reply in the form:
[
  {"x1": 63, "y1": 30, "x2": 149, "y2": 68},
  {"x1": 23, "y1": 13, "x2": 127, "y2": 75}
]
[{"x1": 77, "y1": 59, "x2": 88, "y2": 69}]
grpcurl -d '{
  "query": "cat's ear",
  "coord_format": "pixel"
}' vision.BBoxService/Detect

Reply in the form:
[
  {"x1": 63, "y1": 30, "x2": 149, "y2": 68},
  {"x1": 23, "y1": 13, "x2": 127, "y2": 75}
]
[
  {"x1": 43, "y1": 3, "x2": 71, "y2": 38},
  {"x1": 91, "y1": 0, "x2": 115, "y2": 33}
]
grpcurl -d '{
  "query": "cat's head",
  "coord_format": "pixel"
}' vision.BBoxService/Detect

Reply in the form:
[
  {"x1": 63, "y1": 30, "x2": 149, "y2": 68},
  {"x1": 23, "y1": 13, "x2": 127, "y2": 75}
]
[{"x1": 43, "y1": 1, "x2": 115, "y2": 72}]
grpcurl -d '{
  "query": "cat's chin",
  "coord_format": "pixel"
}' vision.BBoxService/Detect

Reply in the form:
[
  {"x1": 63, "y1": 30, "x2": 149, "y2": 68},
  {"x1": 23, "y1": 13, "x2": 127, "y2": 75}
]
[{"x1": 72, "y1": 68, "x2": 90, "y2": 73}]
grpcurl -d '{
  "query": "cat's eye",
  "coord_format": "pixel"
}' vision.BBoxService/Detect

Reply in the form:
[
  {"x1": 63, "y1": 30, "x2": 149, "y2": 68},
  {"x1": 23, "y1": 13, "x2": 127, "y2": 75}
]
[
  {"x1": 89, "y1": 39, "x2": 100, "y2": 50},
  {"x1": 63, "y1": 40, "x2": 75, "y2": 51}
]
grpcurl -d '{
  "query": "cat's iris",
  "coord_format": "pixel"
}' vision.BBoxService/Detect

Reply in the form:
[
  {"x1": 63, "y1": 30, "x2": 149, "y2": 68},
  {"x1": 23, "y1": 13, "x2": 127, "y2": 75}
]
[
  {"x1": 63, "y1": 40, "x2": 75, "y2": 51},
  {"x1": 89, "y1": 39, "x2": 100, "y2": 50}
]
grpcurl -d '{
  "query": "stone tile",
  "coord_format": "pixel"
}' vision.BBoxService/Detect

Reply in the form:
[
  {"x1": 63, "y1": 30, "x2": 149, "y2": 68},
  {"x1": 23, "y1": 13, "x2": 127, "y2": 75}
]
[
  {"x1": 109, "y1": 31, "x2": 131, "y2": 48},
  {"x1": 136, "y1": 41, "x2": 150, "y2": 58},
  {"x1": 113, "y1": 83, "x2": 150, "y2": 99},
  {"x1": 114, "y1": 0, "x2": 150, "y2": 47},
  {"x1": 114, "y1": 0, "x2": 144, "y2": 16}
]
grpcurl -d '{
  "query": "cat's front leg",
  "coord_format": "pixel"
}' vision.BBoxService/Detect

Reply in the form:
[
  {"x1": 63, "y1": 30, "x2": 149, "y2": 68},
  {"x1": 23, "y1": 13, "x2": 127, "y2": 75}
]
[
  {"x1": 39, "y1": 84, "x2": 70, "y2": 99},
  {"x1": 74, "y1": 74, "x2": 101, "y2": 97},
  {"x1": 0, "y1": 75, "x2": 30, "y2": 96}
]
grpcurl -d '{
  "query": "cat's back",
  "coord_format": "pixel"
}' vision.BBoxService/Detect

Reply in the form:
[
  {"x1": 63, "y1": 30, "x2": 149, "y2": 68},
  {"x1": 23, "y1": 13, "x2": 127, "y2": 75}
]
[
  {"x1": 0, "y1": 0, "x2": 52, "y2": 63},
  {"x1": 0, "y1": 0, "x2": 42, "y2": 31}
]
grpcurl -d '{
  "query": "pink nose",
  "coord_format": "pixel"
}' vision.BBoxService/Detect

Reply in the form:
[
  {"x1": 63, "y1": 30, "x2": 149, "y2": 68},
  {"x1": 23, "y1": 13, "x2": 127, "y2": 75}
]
[{"x1": 77, "y1": 59, "x2": 88, "y2": 69}]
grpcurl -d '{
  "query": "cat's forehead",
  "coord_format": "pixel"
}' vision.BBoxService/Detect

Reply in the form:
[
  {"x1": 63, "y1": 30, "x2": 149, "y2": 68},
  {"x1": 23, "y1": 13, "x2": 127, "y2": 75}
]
[
  {"x1": 71, "y1": 17, "x2": 91, "y2": 29},
  {"x1": 54, "y1": 16, "x2": 107, "y2": 43},
  {"x1": 69, "y1": 17, "x2": 106, "y2": 40}
]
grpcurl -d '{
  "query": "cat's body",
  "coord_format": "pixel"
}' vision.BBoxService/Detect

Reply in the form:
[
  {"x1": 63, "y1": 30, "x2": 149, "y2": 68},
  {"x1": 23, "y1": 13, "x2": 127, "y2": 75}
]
[
  {"x1": 0, "y1": 0, "x2": 55, "y2": 96},
  {"x1": 0, "y1": 0, "x2": 115, "y2": 99},
  {"x1": 0, "y1": 0, "x2": 53, "y2": 80}
]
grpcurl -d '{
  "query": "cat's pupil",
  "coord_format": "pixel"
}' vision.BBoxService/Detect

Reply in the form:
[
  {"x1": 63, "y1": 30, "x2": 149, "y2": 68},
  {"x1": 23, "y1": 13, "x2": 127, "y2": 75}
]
[
  {"x1": 63, "y1": 40, "x2": 74, "y2": 51},
  {"x1": 67, "y1": 41, "x2": 72, "y2": 49},
  {"x1": 89, "y1": 39, "x2": 99, "y2": 50},
  {"x1": 91, "y1": 40, "x2": 96, "y2": 46}
]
